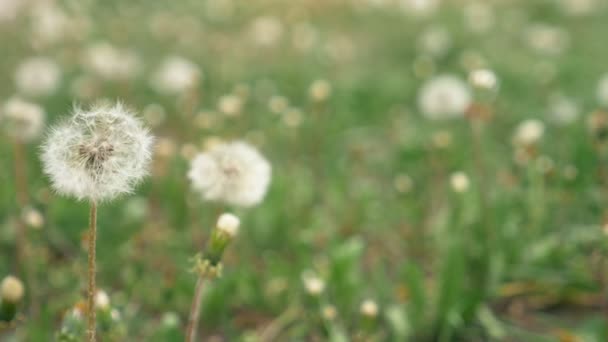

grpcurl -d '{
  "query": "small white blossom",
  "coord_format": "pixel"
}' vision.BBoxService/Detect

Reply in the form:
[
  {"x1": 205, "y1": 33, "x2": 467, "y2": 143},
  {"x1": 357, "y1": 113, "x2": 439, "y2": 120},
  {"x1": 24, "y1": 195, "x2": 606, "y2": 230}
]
[
  {"x1": 41, "y1": 102, "x2": 154, "y2": 202},
  {"x1": 468, "y1": 69, "x2": 498, "y2": 90},
  {"x1": 15, "y1": 57, "x2": 61, "y2": 97},
  {"x1": 188, "y1": 141, "x2": 271, "y2": 207},
  {"x1": 151, "y1": 56, "x2": 201, "y2": 95},
  {"x1": 512, "y1": 119, "x2": 545, "y2": 146},
  {"x1": 216, "y1": 213, "x2": 240, "y2": 237},
  {"x1": 0, "y1": 275, "x2": 24, "y2": 303},
  {"x1": 1, "y1": 97, "x2": 45, "y2": 142},
  {"x1": 418, "y1": 75, "x2": 471, "y2": 120}
]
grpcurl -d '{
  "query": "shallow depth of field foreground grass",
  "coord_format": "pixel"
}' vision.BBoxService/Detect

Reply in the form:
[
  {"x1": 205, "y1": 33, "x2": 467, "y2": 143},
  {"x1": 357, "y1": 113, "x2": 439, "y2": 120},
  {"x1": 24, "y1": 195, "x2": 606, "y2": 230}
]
[{"x1": 1, "y1": 0, "x2": 608, "y2": 341}]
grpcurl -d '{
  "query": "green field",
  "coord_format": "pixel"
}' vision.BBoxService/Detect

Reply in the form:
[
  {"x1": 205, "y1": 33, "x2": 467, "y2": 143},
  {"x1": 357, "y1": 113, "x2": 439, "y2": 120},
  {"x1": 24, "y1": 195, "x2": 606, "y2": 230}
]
[{"x1": 1, "y1": 0, "x2": 608, "y2": 341}]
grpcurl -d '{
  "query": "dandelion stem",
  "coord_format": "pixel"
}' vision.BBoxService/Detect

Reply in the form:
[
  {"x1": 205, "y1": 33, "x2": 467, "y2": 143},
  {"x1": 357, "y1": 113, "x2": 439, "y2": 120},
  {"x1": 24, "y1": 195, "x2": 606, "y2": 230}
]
[
  {"x1": 86, "y1": 201, "x2": 98, "y2": 342},
  {"x1": 186, "y1": 275, "x2": 206, "y2": 342},
  {"x1": 12, "y1": 141, "x2": 28, "y2": 273}
]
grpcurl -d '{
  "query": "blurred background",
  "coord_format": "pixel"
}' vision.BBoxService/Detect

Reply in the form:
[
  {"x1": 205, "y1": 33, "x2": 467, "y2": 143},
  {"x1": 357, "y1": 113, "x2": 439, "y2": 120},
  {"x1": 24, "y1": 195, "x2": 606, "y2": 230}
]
[{"x1": 1, "y1": 0, "x2": 608, "y2": 340}]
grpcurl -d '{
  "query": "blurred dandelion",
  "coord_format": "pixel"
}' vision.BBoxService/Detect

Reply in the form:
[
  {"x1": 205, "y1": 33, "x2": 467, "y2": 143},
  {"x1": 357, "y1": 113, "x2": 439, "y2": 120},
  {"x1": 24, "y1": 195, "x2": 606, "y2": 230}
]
[
  {"x1": 418, "y1": 75, "x2": 471, "y2": 120},
  {"x1": 188, "y1": 141, "x2": 271, "y2": 207},
  {"x1": 151, "y1": 56, "x2": 201, "y2": 95},
  {"x1": 15, "y1": 57, "x2": 61, "y2": 97}
]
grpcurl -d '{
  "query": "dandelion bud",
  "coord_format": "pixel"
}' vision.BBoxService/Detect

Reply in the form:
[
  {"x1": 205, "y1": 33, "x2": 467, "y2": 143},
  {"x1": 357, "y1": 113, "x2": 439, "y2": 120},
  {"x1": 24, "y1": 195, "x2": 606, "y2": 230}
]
[
  {"x1": 360, "y1": 299, "x2": 379, "y2": 318},
  {"x1": 203, "y1": 213, "x2": 241, "y2": 266},
  {"x1": 217, "y1": 213, "x2": 240, "y2": 237},
  {"x1": 41, "y1": 102, "x2": 154, "y2": 202},
  {"x1": 0, "y1": 275, "x2": 24, "y2": 322},
  {"x1": 450, "y1": 172, "x2": 470, "y2": 193},
  {"x1": 1, "y1": 97, "x2": 45, "y2": 142},
  {"x1": 188, "y1": 141, "x2": 271, "y2": 207}
]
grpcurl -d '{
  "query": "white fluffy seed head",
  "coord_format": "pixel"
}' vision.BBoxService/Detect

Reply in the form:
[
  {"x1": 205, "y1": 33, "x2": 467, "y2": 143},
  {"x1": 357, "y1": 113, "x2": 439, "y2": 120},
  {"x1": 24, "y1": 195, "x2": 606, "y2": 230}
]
[
  {"x1": 188, "y1": 141, "x2": 272, "y2": 207},
  {"x1": 360, "y1": 299, "x2": 379, "y2": 317},
  {"x1": 450, "y1": 171, "x2": 470, "y2": 193},
  {"x1": 512, "y1": 119, "x2": 545, "y2": 146},
  {"x1": 84, "y1": 42, "x2": 141, "y2": 81},
  {"x1": 302, "y1": 273, "x2": 325, "y2": 296},
  {"x1": 1, "y1": 97, "x2": 45, "y2": 142},
  {"x1": 216, "y1": 213, "x2": 240, "y2": 237},
  {"x1": 41, "y1": 102, "x2": 154, "y2": 202},
  {"x1": 15, "y1": 57, "x2": 61, "y2": 97},
  {"x1": 309, "y1": 79, "x2": 332, "y2": 102},
  {"x1": 151, "y1": 56, "x2": 201, "y2": 95},
  {"x1": 95, "y1": 290, "x2": 110, "y2": 309},
  {"x1": 418, "y1": 75, "x2": 472, "y2": 120},
  {"x1": 1, "y1": 275, "x2": 24, "y2": 303}
]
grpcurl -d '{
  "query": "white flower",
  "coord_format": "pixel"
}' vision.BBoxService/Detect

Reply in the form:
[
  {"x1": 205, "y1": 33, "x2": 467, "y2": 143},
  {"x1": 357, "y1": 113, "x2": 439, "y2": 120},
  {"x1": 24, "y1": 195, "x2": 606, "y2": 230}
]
[
  {"x1": 216, "y1": 213, "x2": 240, "y2": 237},
  {"x1": 450, "y1": 172, "x2": 470, "y2": 193},
  {"x1": 468, "y1": 69, "x2": 498, "y2": 90},
  {"x1": 309, "y1": 79, "x2": 332, "y2": 102},
  {"x1": 84, "y1": 42, "x2": 141, "y2": 81},
  {"x1": 41, "y1": 102, "x2": 154, "y2": 202},
  {"x1": 0, "y1": 275, "x2": 24, "y2": 303},
  {"x1": 151, "y1": 56, "x2": 201, "y2": 95},
  {"x1": 302, "y1": 273, "x2": 325, "y2": 296},
  {"x1": 418, "y1": 75, "x2": 471, "y2": 120},
  {"x1": 547, "y1": 94, "x2": 579, "y2": 125},
  {"x1": 400, "y1": 0, "x2": 440, "y2": 16},
  {"x1": 512, "y1": 119, "x2": 545, "y2": 146},
  {"x1": 1, "y1": 97, "x2": 45, "y2": 142},
  {"x1": 15, "y1": 57, "x2": 61, "y2": 97},
  {"x1": 217, "y1": 94, "x2": 243, "y2": 117},
  {"x1": 188, "y1": 141, "x2": 271, "y2": 207},
  {"x1": 597, "y1": 74, "x2": 608, "y2": 108},
  {"x1": 250, "y1": 16, "x2": 283, "y2": 47},
  {"x1": 95, "y1": 290, "x2": 110, "y2": 310},
  {"x1": 360, "y1": 299, "x2": 379, "y2": 318}
]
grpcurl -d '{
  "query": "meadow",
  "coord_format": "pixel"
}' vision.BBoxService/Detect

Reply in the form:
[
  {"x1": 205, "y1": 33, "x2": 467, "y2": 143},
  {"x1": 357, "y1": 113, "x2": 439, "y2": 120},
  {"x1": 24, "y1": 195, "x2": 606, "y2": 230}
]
[{"x1": 1, "y1": 0, "x2": 608, "y2": 341}]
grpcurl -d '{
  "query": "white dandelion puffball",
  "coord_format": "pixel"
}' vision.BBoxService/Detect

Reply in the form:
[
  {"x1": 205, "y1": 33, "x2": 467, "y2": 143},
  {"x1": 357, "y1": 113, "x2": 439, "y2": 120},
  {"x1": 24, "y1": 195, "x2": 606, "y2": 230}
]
[
  {"x1": 360, "y1": 299, "x2": 379, "y2": 317},
  {"x1": 15, "y1": 57, "x2": 61, "y2": 97},
  {"x1": 450, "y1": 171, "x2": 470, "y2": 193},
  {"x1": 188, "y1": 141, "x2": 271, "y2": 207},
  {"x1": 597, "y1": 74, "x2": 608, "y2": 108},
  {"x1": 151, "y1": 56, "x2": 201, "y2": 95},
  {"x1": 41, "y1": 102, "x2": 154, "y2": 202},
  {"x1": 418, "y1": 75, "x2": 471, "y2": 120},
  {"x1": 547, "y1": 94, "x2": 579, "y2": 125},
  {"x1": 0, "y1": 275, "x2": 24, "y2": 303},
  {"x1": 1, "y1": 97, "x2": 45, "y2": 142},
  {"x1": 512, "y1": 119, "x2": 545, "y2": 146},
  {"x1": 85, "y1": 42, "x2": 141, "y2": 81},
  {"x1": 250, "y1": 16, "x2": 283, "y2": 47}
]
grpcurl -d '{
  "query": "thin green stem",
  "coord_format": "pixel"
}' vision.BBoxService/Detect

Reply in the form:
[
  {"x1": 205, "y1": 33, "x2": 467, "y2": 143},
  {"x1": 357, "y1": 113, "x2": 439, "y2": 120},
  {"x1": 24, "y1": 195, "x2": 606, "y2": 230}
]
[{"x1": 87, "y1": 202, "x2": 98, "y2": 342}]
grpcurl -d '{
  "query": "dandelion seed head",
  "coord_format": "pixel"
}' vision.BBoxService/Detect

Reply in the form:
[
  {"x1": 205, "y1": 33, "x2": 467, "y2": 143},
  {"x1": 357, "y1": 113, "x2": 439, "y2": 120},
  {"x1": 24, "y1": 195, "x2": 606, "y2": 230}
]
[
  {"x1": 512, "y1": 119, "x2": 545, "y2": 146},
  {"x1": 1, "y1": 97, "x2": 45, "y2": 142},
  {"x1": 15, "y1": 57, "x2": 61, "y2": 97},
  {"x1": 188, "y1": 141, "x2": 271, "y2": 207},
  {"x1": 151, "y1": 56, "x2": 201, "y2": 95},
  {"x1": 419, "y1": 75, "x2": 471, "y2": 120},
  {"x1": 84, "y1": 42, "x2": 141, "y2": 81},
  {"x1": 95, "y1": 290, "x2": 110, "y2": 310},
  {"x1": 41, "y1": 102, "x2": 154, "y2": 202},
  {"x1": 360, "y1": 299, "x2": 379, "y2": 318},
  {"x1": 302, "y1": 272, "x2": 325, "y2": 296},
  {"x1": 0, "y1": 275, "x2": 24, "y2": 303},
  {"x1": 450, "y1": 172, "x2": 470, "y2": 193},
  {"x1": 309, "y1": 79, "x2": 332, "y2": 102}
]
